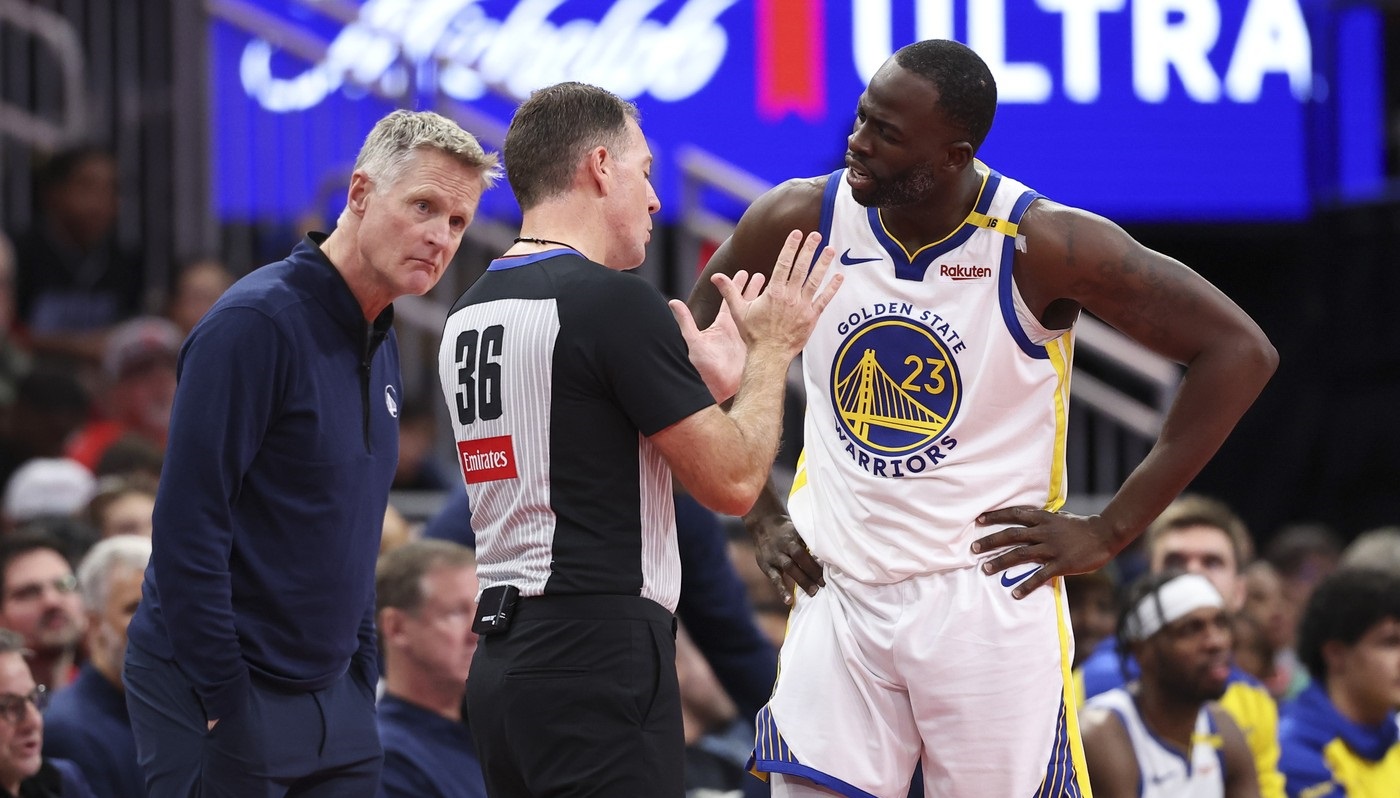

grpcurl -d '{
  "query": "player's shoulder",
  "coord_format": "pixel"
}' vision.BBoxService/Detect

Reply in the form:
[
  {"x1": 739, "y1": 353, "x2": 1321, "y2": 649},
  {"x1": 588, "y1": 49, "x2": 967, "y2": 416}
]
[
  {"x1": 1015, "y1": 195, "x2": 1132, "y2": 256},
  {"x1": 740, "y1": 174, "x2": 831, "y2": 232}
]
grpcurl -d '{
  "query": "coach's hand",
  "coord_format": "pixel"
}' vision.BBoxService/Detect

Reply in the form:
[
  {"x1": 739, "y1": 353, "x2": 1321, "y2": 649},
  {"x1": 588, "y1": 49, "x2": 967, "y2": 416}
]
[
  {"x1": 748, "y1": 512, "x2": 824, "y2": 605},
  {"x1": 971, "y1": 507, "x2": 1119, "y2": 599}
]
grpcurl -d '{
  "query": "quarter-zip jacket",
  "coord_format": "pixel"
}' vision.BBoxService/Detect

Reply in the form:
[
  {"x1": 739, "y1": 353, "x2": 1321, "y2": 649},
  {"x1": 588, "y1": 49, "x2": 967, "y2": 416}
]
[{"x1": 127, "y1": 235, "x2": 399, "y2": 721}]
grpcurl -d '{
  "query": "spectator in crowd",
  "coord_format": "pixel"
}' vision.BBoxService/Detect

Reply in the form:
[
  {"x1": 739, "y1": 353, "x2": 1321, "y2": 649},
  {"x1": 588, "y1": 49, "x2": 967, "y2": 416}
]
[
  {"x1": 1, "y1": 459, "x2": 95, "y2": 534},
  {"x1": 1279, "y1": 568, "x2": 1400, "y2": 797},
  {"x1": 84, "y1": 474, "x2": 157, "y2": 539},
  {"x1": 380, "y1": 503, "x2": 415, "y2": 557},
  {"x1": 0, "y1": 531, "x2": 85, "y2": 692},
  {"x1": 0, "y1": 370, "x2": 89, "y2": 492},
  {"x1": 122, "y1": 109, "x2": 499, "y2": 798},
  {"x1": 1265, "y1": 524, "x2": 1342, "y2": 663},
  {"x1": 1243, "y1": 560, "x2": 1304, "y2": 699},
  {"x1": 0, "y1": 232, "x2": 31, "y2": 410},
  {"x1": 0, "y1": 629, "x2": 96, "y2": 798},
  {"x1": 1081, "y1": 571, "x2": 1259, "y2": 798},
  {"x1": 165, "y1": 258, "x2": 233, "y2": 337},
  {"x1": 1080, "y1": 494, "x2": 1284, "y2": 798},
  {"x1": 675, "y1": 625, "x2": 750, "y2": 798},
  {"x1": 1232, "y1": 612, "x2": 1277, "y2": 688},
  {"x1": 91, "y1": 435, "x2": 162, "y2": 483},
  {"x1": 43, "y1": 535, "x2": 150, "y2": 798},
  {"x1": 10, "y1": 146, "x2": 144, "y2": 364},
  {"x1": 1066, "y1": 568, "x2": 1119, "y2": 671},
  {"x1": 1339, "y1": 526, "x2": 1400, "y2": 575},
  {"x1": 65, "y1": 316, "x2": 180, "y2": 470},
  {"x1": 374, "y1": 540, "x2": 485, "y2": 798},
  {"x1": 391, "y1": 400, "x2": 453, "y2": 492}
]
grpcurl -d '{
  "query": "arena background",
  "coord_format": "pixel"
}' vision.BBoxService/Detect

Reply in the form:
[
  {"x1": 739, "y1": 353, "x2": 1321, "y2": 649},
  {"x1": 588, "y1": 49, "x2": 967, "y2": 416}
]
[{"x1": 2, "y1": 0, "x2": 1397, "y2": 542}]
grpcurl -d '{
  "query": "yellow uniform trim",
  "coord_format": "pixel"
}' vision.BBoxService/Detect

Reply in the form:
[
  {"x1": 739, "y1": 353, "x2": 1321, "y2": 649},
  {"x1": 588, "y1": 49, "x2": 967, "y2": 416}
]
[
  {"x1": 1220, "y1": 679, "x2": 1285, "y2": 798},
  {"x1": 875, "y1": 166, "x2": 992, "y2": 261},
  {"x1": 967, "y1": 210, "x2": 1019, "y2": 238},
  {"x1": 789, "y1": 449, "x2": 808, "y2": 497},
  {"x1": 1044, "y1": 333, "x2": 1073, "y2": 512},
  {"x1": 1054, "y1": 577, "x2": 1095, "y2": 798},
  {"x1": 1321, "y1": 736, "x2": 1400, "y2": 797}
]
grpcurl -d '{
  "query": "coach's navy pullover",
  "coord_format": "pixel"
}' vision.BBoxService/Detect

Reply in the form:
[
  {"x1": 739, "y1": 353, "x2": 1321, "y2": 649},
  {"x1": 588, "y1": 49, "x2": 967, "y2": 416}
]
[{"x1": 127, "y1": 236, "x2": 399, "y2": 721}]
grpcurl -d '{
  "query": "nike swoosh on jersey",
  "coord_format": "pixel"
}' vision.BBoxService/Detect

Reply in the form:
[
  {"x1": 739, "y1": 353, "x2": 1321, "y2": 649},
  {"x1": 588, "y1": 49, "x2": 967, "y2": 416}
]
[
  {"x1": 839, "y1": 249, "x2": 881, "y2": 266},
  {"x1": 1000, "y1": 566, "x2": 1041, "y2": 587}
]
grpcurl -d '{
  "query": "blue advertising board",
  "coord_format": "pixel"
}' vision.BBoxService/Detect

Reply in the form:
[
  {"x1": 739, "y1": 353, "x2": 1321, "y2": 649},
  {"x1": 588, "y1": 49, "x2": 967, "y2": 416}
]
[{"x1": 209, "y1": 0, "x2": 1384, "y2": 225}]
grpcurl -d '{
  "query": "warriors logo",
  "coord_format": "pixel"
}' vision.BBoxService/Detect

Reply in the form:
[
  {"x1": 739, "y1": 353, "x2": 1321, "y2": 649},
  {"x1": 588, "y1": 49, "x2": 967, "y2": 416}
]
[{"x1": 831, "y1": 317, "x2": 961, "y2": 458}]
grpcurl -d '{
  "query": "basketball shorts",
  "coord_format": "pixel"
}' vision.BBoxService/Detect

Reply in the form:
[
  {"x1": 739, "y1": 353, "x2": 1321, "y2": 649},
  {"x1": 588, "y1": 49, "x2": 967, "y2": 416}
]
[{"x1": 752, "y1": 563, "x2": 1091, "y2": 798}]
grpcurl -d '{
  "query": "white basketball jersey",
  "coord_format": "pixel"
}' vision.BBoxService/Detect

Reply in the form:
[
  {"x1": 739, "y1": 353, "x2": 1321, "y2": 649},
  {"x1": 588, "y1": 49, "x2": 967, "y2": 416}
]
[
  {"x1": 1087, "y1": 688, "x2": 1227, "y2": 798},
  {"x1": 789, "y1": 164, "x2": 1073, "y2": 583}
]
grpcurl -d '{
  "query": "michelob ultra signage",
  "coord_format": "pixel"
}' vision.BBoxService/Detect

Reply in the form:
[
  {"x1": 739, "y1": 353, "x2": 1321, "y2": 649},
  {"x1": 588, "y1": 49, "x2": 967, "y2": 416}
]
[{"x1": 210, "y1": 0, "x2": 1384, "y2": 223}]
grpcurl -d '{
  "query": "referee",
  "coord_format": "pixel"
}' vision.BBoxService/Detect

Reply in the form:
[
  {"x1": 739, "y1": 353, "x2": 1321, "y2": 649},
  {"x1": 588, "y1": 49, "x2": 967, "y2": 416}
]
[{"x1": 437, "y1": 81, "x2": 840, "y2": 798}]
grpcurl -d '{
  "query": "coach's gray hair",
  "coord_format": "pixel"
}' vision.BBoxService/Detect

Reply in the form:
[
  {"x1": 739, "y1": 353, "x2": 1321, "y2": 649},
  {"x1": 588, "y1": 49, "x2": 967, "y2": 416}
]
[
  {"x1": 77, "y1": 534, "x2": 151, "y2": 614},
  {"x1": 354, "y1": 110, "x2": 502, "y2": 191}
]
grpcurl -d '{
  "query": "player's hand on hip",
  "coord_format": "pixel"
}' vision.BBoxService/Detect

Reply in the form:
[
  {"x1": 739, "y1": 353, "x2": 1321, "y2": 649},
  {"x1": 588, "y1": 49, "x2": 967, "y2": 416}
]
[
  {"x1": 713, "y1": 230, "x2": 842, "y2": 358},
  {"x1": 971, "y1": 507, "x2": 1117, "y2": 599},
  {"x1": 748, "y1": 513, "x2": 825, "y2": 605}
]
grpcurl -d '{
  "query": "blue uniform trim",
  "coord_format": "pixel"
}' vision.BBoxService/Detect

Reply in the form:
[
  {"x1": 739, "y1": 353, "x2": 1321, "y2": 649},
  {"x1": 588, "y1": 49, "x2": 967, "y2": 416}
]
[
  {"x1": 486, "y1": 249, "x2": 582, "y2": 271},
  {"x1": 818, "y1": 170, "x2": 841, "y2": 251},
  {"x1": 997, "y1": 188, "x2": 1048, "y2": 359},
  {"x1": 862, "y1": 172, "x2": 1002, "y2": 283},
  {"x1": 1035, "y1": 694, "x2": 1087, "y2": 798},
  {"x1": 750, "y1": 706, "x2": 879, "y2": 798}
]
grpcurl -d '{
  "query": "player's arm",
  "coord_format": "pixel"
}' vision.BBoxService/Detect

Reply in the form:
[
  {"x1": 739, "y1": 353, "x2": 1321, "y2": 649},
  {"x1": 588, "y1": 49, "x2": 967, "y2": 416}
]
[
  {"x1": 974, "y1": 201, "x2": 1277, "y2": 597},
  {"x1": 687, "y1": 176, "x2": 827, "y2": 330},
  {"x1": 1212, "y1": 704, "x2": 1263, "y2": 798},
  {"x1": 682, "y1": 177, "x2": 829, "y2": 602},
  {"x1": 1078, "y1": 707, "x2": 1142, "y2": 798},
  {"x1": 654, "y1": 231, "x2": 842, "y2": 517}
]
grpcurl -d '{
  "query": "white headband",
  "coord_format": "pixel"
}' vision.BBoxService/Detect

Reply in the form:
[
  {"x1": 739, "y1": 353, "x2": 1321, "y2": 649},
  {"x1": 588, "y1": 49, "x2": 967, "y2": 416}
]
[{"x1": 1123, "y1": 573, "x2": 1224, "y2": 642}]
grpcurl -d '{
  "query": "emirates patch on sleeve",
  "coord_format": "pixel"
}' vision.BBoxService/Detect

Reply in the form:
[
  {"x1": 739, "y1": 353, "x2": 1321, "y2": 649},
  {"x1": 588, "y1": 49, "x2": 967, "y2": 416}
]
[{"x1": 457, "y1": 436, "x2": 519, "y2": 484}]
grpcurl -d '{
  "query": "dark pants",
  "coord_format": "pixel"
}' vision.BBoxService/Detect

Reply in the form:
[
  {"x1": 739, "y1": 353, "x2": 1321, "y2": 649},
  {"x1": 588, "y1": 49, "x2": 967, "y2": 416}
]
[
  {"x1": 123, "y1": 642, "x2": 382, "y2": 798},
  {"x1": 468, "y1": 594, "x2": 683, "y2": 798}
]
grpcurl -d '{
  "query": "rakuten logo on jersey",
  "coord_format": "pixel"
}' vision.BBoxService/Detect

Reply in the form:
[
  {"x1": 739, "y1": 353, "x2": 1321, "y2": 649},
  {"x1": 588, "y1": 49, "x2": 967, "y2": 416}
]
[
  {"x1": 937, "y1": 264, "x2": 993, "y2": 282},
  {"x1": 458, "y1": 436, "x2": 518, "y2": 484}
]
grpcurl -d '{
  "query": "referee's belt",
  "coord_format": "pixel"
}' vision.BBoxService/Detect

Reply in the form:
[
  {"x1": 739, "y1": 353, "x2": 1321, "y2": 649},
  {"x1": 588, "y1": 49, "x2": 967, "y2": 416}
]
[{"x1": 512, "y1": 592, "x2": 676, "y2": 631}]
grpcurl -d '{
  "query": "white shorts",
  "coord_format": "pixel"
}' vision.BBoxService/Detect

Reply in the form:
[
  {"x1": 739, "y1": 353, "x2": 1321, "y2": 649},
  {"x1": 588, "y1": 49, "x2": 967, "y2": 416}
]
[{"x1": 752, "y1": 564, "x2": 1090, "y2": 798}]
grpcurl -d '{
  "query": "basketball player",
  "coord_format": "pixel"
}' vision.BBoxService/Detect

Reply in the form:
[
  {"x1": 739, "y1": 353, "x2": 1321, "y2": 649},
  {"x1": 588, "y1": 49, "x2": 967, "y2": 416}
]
[
  {"x1": 438, "y1": 82, "x2": 840, "y2": 797},
  {"x1": 1080, "y1": 571, "x2": 1260, "y2": 798},
  {"x1": 687, "y1": 39, "x2": 1276, "y2": 797}
]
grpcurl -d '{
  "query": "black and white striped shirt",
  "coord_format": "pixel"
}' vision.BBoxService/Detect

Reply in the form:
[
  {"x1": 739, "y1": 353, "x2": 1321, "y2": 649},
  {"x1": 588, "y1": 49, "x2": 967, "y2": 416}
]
[{"x1": 438, "y1": 250, "x2": 714, "y2": 613}]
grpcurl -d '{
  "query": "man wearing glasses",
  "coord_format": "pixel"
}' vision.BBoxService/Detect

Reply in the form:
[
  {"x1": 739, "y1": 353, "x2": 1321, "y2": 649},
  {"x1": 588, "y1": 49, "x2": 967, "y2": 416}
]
[
  {"x1": 0, "y1": 628, "x2": 94, "y2": 797},
  {"x1": 0, "y1": 532, "x2": 84, "y2": 693}
]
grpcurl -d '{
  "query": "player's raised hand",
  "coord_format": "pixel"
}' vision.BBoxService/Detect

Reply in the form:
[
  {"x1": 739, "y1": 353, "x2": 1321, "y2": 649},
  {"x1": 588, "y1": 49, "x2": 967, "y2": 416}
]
[{"x1": 714, "y1": 230, "x2": 841, "y2": 358}]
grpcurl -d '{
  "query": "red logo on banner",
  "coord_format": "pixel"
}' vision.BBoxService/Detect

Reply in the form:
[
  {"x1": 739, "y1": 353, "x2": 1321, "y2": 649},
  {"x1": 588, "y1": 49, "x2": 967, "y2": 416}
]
[
  {"x1": 757, "y1": 0, "x2": 825, "y2": 121},
  {"x1": 457, "y1": 436, "x2": 519, "y2": 484}
]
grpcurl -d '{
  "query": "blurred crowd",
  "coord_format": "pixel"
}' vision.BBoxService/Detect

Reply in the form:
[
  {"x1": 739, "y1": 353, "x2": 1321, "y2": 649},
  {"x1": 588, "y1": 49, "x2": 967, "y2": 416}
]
[{"x1": 0, "y1": 145, "x2": 1395, "y2": 797}]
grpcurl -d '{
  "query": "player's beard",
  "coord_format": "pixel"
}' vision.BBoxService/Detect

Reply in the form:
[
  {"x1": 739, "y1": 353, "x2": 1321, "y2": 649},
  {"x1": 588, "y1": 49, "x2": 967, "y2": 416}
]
[
  {"x1": 1159, "y1": 659, "x2": 1230, "y2": 705},
  {"x1": 852, "y1": 161, "x2": 940, "y2": 208}
]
